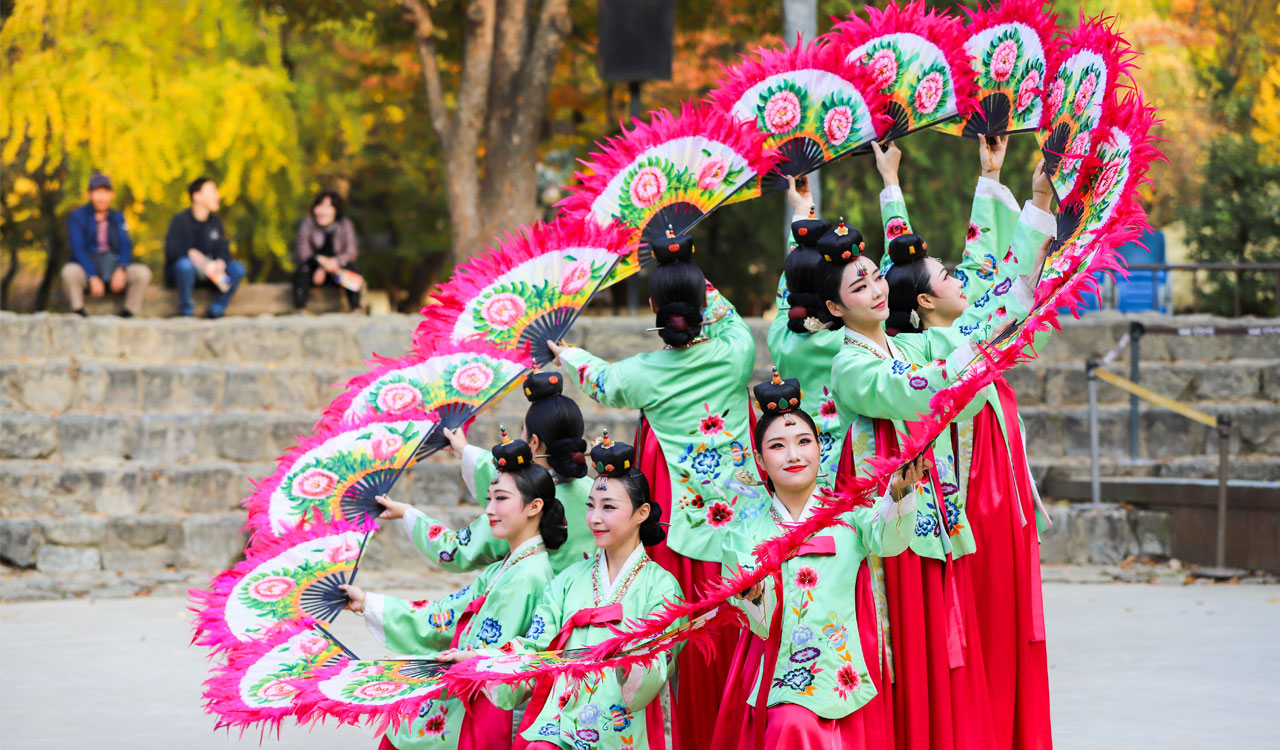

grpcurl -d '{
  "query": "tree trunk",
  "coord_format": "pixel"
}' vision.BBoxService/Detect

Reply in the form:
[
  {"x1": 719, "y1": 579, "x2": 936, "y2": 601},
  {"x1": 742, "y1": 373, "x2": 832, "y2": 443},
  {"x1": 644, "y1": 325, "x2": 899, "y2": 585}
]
[{"x1": 33, "y1": 169, "x2": 67, "y2": 312}]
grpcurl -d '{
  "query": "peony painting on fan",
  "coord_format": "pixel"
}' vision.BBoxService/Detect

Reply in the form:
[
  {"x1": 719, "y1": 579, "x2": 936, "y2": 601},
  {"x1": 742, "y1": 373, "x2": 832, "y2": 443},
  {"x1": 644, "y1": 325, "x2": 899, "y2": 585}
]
[{"x1": 188, "y1": 1, "x2": 1160, "y2": 738}]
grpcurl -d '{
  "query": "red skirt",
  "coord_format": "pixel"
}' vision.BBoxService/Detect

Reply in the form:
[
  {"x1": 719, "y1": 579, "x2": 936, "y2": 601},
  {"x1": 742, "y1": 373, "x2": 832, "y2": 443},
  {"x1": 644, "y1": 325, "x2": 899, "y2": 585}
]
[
  {"x1": 744, "y1": 703, "x2": 886, "y2": 750},
  {"x1": 964, "y1": 379, "x2": 1052, "y2": 749},
  {"x1": 637, "y1": 417, "x2": 736, "y2": 750},
  {"x1": 837, "y1": 419, "x2": 997, "y2": 750}
]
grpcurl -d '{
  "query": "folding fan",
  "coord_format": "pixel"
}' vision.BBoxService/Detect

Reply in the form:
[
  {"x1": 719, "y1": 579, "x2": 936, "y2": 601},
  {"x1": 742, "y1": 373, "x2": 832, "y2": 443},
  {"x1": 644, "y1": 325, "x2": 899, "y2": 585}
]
[
  {"x1": 192, "y1": 522, "x2": 373, "y2": 650},
  {"x1": 708, "y1": 38, "x2": 892, "y2": 204},
  {"x1": 318, "y1": 343, "x2": 529, "y2": 430},
  {"x1": 825, "y1": 0, "x2": 977, "y2": 143},
  {"x1": 939, "y1": 0, "x2": 1061, "y2": 138},
  {"x1": 412, "y1": 217, "x2": 634, "y2": 366},
  {"x1": 202, "y1": 624, "x2": 350, "y2": 731},
  {"x1": 1038, "y1": 91, "x2": 1158, "y2": 290},
  {"x1": 294, "y1": 658, "x2": 449, "y2": 731},
  {"x1": 1037, "y1": 15, "x2": 1137, "y2": 200},
  {"x1": 557, "y1": 101, "x2": 779, "y2": 274},
  {"x1": 244, "y1": 410, "x2": 441, "y2": 540}
]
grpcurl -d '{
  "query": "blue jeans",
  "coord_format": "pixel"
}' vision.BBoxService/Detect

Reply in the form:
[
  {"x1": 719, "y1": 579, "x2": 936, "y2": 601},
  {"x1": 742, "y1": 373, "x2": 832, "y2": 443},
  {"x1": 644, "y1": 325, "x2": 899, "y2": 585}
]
[{"x1": 171, "y1": 257, "x2": 245, "y2": 317}]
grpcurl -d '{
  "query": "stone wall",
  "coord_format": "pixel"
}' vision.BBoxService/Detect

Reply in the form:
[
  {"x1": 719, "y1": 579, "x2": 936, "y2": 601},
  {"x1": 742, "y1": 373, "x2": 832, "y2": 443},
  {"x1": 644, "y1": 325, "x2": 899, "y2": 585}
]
[{"x1": 2, "y1": 309, "x2": 1276, "y2": 598}]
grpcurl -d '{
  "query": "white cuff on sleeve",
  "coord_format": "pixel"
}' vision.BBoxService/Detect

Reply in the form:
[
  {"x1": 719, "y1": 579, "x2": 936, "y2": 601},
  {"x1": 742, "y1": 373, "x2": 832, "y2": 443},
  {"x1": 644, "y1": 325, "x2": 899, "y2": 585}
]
[
  {"x1": 945, "y1": 340, "x2": 978, "y2": 378},
  {"x1": 974, "y1": 176, "x2": 1019, "y2": 213},
  {"x1": 879, "y1": 185, "x2": 905, "y2": 211},
  {"x1": 875, "y1": 488, "x2": 917, "y2": 523},
  {"x1": 1012, "y1": 275, "x2": 1036, "y2": 316},
  {"x1": 400, "y1": 507, "x2": 425, "y2": 542},
  {"x1": 363, "y1": 592, "x2": 388, "y2": 646},
  {"x1": 460, "y1": 444, "x2": 485, "y2": 498},
  {"x1": 1019, "y1": 201, "x2": 1057, "y2": 238}
]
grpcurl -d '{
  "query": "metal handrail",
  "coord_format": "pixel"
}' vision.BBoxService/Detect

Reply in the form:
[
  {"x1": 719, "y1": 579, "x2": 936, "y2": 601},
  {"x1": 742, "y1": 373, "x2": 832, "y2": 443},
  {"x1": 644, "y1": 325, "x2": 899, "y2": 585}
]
[{"x1": 1121, "y1": 262, "x2": 1280, "y2": 316}]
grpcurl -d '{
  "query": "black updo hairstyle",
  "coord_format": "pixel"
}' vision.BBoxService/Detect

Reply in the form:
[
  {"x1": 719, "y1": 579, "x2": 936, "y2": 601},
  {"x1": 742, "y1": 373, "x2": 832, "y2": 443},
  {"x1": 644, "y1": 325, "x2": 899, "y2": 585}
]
[
  {"x1": 589, "y1": 430, "x2": 665, "y2": 547},
  {"x1": 649, "y1": 227, "x2": 706, "y2": 348},
  {"x1": 520, "y1": 371, "x2": 588, "y2": 480},
  {"x1": 784, "y1": 213, "x2": 837, "y2": 334},
  {"x1": 884, "y1": 233, "x2": 933, "y2": 335},
  {"x1": 751, "y1": 368, "x2": 820, "y2": 493},
  {"x1": 491, "y1": 429, "x2": 567, "y2": 550},
  {"x1": 815, "y1": 218, "x2": 868, "y2": 310}
]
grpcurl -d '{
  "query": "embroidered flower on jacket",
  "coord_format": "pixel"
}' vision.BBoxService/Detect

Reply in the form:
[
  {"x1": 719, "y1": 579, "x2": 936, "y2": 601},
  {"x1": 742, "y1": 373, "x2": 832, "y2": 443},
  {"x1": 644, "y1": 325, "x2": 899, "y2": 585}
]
[
  {"x1": 992, "y1": 278, "x2": 1013, "y2": 296},
  {"x1": 908, "y1": 375, "x2": 929, "y2": 390},
  {"x1": 976, "y1": 254, "x2": 998, "y2": 280},
  {"x1": 794, "y1": 566, "x2": 819, "y2": 589},
  {"x1": 525, "y1": 614, "x2": 546, "y2": 641},
  {"x1": 914, "y1": 511, "x2": 940, "y2": 537},
  {"x1": 953, "y1": 268, "x2": 969, "y2": 288},
  {"x1": 959, "y1": 322, "x2": 978, "y2": 336},
  {"x1": 423, "y1": 713, "x2": 448, "y2": 735},
  {"x1": 609, "y1": 704, "x2": 632, "y2": 731},
  {"x1": 819, "y1": 399, "x2": 838, "y2": 419},
  {"x1": 457, "y1": 527, "x2": 472, "y2": 545},
  {"x1": 576, "y1": 728, "x2": 601, "y2": 743},
  {"x1": 576, "y1": 703, "x2": 601, "y2": 728},
  {"x1": 890, "y1": 360, "x2": 909, "y2": 375},
  {"x1": 885, "y1": 217, "x2": 910, "y2": 238},
  {"x1": 775, "y1": 666, "x2": 816, "y2": 691},
  {"x1": 790, "y1": 646, "x2": 821, "y2": 663},
  {"x1": 728, "y1": 441, "x2": 746, "y2": 466},
  {"x1": 439, "y1": 550, "x2": 455, "y2": 563},
  {"x1": 834, "y1": 664, "x2": 863, "y2": 699},
  {"x1": 475, "y1": 617, "x2": 502, "y2": 645},
  {"x1": 427, "y1": 524, "x2": 445, "y2": 540},
  {"x1": 538, "y1": 722, "x2": 559, "y2": 737},
  {"x1": 706, "y1": 502, "x2": 734, "y2": 528},
  {"x1": 944, "y1": 500, "x2": 960, "y2": 527},
  {"x1": 973, "y1": 291, "x2": 991, "y2": 309},
  {"x1": 940, "y1": 481, "x2": 958, "y2": 497},
  {"x1": 966, "y1": 223, "x2": 981, "y2": 243},
  {"x1": 790, "y1": 624, "x2": 815, "y2": 646},
  {"x1": 690, "y1": 449, "x2": 721, "y2": 477},
  {"x1": 429, "y1": 610, "x2": 455, "y2": 631}
]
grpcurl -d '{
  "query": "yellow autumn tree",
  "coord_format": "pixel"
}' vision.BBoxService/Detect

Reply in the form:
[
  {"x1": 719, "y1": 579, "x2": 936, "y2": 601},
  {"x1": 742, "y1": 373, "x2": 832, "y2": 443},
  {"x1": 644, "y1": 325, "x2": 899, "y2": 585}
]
[{"x1": 2, "y1": 0, "x2": 302, "y2": 306}]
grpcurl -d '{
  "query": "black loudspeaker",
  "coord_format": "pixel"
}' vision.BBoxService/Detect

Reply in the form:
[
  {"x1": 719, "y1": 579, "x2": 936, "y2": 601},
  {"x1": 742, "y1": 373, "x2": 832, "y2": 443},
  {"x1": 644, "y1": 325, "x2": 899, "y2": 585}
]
[{"x1": 598, "y1": 0, "x2": 674, "y2": 82}]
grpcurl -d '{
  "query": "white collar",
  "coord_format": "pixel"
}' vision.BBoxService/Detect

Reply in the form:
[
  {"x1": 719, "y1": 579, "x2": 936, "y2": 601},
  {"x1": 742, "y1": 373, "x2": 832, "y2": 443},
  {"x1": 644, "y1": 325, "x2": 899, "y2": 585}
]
[
  {"x1": 595, "y1": 542, "x2": 647, "y2": 601},
  {"x1": 771, "y1": 488, "x2": 823, "y2": 524},
  {"x1": 496, "y1": 534, "x2": 544, "y2": 576},
  {"x1": 844, "y1": 326, "x2": 900, "y2": 359}
]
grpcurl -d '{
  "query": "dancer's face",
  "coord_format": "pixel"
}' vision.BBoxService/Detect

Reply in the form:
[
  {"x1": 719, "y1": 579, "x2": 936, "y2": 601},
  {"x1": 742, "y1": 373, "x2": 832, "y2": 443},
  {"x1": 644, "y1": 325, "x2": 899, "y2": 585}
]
[
  {"x1": 585, "y1": 477, "x2": 648, "y2": 551},
  {"x1": 827, "y1": 256, "x2": 889, "y2": 329},
  {"x1": 757, "y1": 416, "x2": 821, "y2": 494},
  {"x1": 918, "y1": 257, "x2": 967, "y2": 325},
  {"x1": 485, "y1": 473, "x2": 541, "y2": 542}
]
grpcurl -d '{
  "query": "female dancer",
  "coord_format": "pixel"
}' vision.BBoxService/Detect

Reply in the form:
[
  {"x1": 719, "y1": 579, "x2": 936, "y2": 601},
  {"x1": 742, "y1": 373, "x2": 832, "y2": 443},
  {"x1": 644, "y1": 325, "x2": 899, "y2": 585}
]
[
  {"x1": 547, "y1": 229, "x2": 756, "y2": 748},
  {"x1": 376, "y1": 371, "x2": 597, "y2": 574},
  {"x1": 820, "y1": 155, "x2": 1054, "y2": 750},
  {"x1": 340, "y1": 433, "x2": 566, "y2": 749},
  {"x1": 881, "y1": 139, "x2": 1054, "y2": 749},
  {"x1": 767, "y1": 175, "x2": 846, "y2": 487},
  {"x1": 486, "y1": 432, "x2": 682, "y2": 750},
  {"x1": 720, "y1": 370, "x2": 927, "y2": 749}
]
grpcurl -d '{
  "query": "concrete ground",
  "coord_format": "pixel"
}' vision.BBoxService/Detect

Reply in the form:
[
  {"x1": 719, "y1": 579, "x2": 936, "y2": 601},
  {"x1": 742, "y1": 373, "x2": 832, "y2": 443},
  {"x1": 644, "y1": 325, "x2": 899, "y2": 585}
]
[{"x1": 1, "y1": 582, "x2": 1277, "y2": 749}]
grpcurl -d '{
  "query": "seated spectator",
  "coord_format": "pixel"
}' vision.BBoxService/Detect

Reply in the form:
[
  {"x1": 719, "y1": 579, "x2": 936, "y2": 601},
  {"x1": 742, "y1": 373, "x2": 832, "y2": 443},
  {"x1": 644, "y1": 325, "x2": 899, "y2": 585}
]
[
  {"x1": 292, "y1": 191, "x2": 362, "y2": 312},
  {"x1": 163, "y1": 177, "x2": 245, "y2": 318},
  {"x1": 61, "y1": 173, "x2": 152, "y2": 317}
]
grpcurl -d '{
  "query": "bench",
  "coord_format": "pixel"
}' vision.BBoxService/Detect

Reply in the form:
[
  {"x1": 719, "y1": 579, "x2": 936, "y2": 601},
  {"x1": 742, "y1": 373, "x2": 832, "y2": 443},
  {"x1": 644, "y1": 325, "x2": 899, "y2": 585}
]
[{"x1": 65, "y1": 283, "x2": 367, "y2": 317}]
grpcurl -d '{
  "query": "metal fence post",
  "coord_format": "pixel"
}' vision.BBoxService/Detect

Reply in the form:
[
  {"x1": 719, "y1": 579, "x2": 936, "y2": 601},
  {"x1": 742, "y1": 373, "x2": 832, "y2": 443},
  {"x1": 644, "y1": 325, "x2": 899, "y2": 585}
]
[
  {"x1": 1086, "y1": 358, "x2": 1101, "y2": 506},
  {"x1": 1215, "y1": 415, "x2": 1232, "y2": 569},
  {"x1": 1128, "y1": 321, "x2": 1143, "y2": 460}
]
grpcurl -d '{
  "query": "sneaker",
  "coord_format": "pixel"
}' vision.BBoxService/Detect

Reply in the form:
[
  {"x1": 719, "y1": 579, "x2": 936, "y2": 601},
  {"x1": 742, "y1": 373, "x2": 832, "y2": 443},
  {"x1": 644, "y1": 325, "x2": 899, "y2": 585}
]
[
  {"x1": 204, "y1": 310, "x2": 224, "y2": 320},
  {"x1": 71, "y1": 308, "x2": 87, "y2": 318},
  {"x1": 118, "y1": 309, "x2": 134, "y2": 319}
]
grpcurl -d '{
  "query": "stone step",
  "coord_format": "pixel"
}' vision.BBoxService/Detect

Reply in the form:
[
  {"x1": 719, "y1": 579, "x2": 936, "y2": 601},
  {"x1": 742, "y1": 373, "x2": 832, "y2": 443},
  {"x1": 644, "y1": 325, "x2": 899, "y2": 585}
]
[
  {"x1": 1024, "y1": 311, "x2": 1280, "y2": 365},
  {"x1": 1004, "y1": 359, "x2": 1279, "y2": 408},
  {"x1": 1017, "y1": 402, "x2": 1280, "y2": 460},
  {"x1": 67, "y1": 282, "x2": 356, "y2": 318}
]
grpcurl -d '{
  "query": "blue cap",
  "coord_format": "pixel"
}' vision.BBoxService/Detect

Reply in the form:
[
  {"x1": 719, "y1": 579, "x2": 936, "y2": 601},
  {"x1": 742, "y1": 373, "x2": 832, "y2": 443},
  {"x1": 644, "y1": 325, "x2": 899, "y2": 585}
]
[{"x1": 88, "y1": 173, "x2": 112, "y2": 191}]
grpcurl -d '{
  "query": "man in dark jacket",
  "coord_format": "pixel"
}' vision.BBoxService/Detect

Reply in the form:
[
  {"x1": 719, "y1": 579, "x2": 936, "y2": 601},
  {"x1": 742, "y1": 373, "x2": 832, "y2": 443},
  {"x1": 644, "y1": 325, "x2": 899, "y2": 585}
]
[
  {"x1": 163, "y1": 177, "x2": 245, "y2": 318},
  {"x1": 61, "y1": 173, "x2": 153, "y2": 317}
]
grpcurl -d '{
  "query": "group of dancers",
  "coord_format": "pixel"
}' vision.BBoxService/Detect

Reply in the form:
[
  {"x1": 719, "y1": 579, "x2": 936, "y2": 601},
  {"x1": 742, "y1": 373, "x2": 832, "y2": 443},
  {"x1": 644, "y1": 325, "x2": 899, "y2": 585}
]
[{"x1": 337, "y1": 136, "x2": 1056, "y2": 750}]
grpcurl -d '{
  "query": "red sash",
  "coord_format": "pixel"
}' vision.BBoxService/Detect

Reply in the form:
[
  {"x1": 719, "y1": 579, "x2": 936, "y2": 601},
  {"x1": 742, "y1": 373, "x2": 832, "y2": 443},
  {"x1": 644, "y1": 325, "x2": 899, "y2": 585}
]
[
  {"x1": 992, "y1": 377, "x2": 1047, "y2": 643},
  {"x1": 751, "y1": 533, "x2": 838, "y2": 749},
  {"x1": 512, "y1": 604, "x2": 627, "y2": 750},
  {"x1": 450, "y1": 595, "x2": 487, "y2": 650}
]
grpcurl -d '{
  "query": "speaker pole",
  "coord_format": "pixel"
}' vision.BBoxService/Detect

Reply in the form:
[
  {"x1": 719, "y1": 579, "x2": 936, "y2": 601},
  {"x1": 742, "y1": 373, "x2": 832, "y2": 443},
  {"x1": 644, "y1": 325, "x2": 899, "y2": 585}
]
[{"x1": 626, "y1": 80, "x2": 643, "y2": 316}]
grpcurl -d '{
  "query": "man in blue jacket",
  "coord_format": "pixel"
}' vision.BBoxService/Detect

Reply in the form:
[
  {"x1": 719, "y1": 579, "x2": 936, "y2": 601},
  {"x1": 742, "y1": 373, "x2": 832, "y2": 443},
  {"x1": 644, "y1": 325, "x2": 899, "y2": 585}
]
[{"x1": 60, "y1": 173, "x2": 153, "y2": 317}]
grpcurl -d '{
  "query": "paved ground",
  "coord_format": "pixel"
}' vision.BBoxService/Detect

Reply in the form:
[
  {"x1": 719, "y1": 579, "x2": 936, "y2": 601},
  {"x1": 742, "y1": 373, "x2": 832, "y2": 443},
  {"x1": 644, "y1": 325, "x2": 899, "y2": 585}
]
[{"x1": 2, "y1": 582, "x2": 1277, "y2": 749}]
